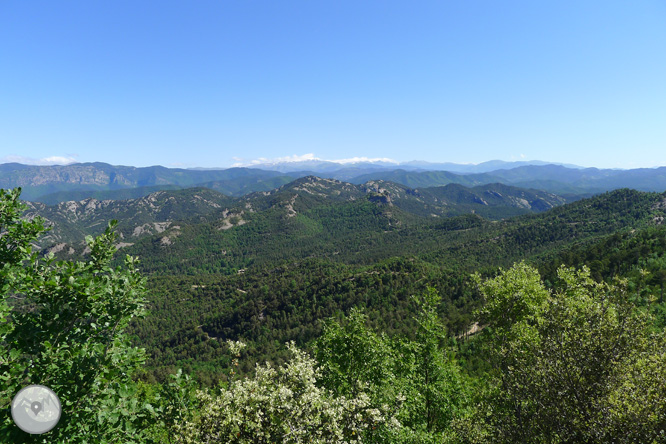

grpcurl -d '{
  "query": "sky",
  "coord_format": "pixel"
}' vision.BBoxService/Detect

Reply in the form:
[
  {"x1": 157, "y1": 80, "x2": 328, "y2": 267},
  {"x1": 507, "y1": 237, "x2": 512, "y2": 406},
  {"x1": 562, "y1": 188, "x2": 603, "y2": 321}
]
[{"x1": 1, "y1": 1, "x2": 665, "y2": 170}]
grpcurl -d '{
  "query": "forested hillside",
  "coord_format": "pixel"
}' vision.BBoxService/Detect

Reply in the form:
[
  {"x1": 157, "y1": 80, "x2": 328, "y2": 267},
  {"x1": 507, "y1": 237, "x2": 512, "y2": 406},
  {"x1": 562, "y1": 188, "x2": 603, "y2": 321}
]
[
  {"x1": 27, "y1": 176, "x2": 566, "y2": 262},
  {"x1": 24, "y1": 187, "x2": 235, "y2": 249},
  {"x1": 22, "y1": 181, "x2": 666, "y2": 383},
  {"x1": 3, "y1": 185, "x2": 666, "y2": 443},
  {"x1": 121, "y1": 187, "x2": 666, "y2": 383}
]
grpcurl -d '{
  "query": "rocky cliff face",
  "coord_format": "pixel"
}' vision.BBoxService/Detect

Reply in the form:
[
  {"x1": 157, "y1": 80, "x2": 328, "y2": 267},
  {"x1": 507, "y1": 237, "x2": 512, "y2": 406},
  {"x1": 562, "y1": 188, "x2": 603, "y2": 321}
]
[{"x1": 0, "y1": 164, "x2": 128, "y2": 187}]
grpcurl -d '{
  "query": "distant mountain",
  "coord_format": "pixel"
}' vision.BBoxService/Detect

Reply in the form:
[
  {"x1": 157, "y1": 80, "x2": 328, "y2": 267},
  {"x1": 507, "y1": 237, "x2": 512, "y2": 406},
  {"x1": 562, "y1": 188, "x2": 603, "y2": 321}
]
[
  {"x1": 243, "y1": 159, "x2": 401, "y2": 173},
  {"x1": 0, "y1": 162, "x2": 298, "y2": 202},
  {"x1": 400, "y1": 159, "x2": 584, "y2": 174},
  {"x1": 233, "y1": 176, "x2": 566, "y2": 220},
  {"x1": 418, "y1": 182, "x2": 567, "y2": 215},
  {"x1": 194, "y1": 175, "x2": 297, "y2": 197},
  {"x1": 243, "y1": 158, "x2": 584, "y2": 174},
  {"x1": 103, "y1": 176, "x2": 576, "y2": 274},
  {"x1": 4, "y1": 161, "x2": 666, "y2": 206},
  {"x1": 353, "y1": 180, "x2": 566, "y2": 219},
  {"x1": 478, "y1": 165, "x2": 666, "y2": 194},
  {"x1": 348, "y1": 169, "x2": 495, "y2": 188},
  {"x1": 348, "y1": 165, "x2": 666, "y2": 195}
]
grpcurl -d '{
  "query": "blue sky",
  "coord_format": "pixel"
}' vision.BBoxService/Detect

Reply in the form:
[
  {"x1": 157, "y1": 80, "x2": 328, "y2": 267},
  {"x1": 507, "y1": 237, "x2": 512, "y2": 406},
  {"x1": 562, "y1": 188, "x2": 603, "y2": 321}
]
[{"x1": 1, "y1": 1, "x2": 665, "y2": 169}]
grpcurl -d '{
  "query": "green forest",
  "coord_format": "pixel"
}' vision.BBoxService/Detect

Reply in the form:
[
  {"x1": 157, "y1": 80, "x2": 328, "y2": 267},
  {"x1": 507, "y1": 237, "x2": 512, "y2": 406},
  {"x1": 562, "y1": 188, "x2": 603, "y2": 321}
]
[{"x1": 2, "y1": 185, "x2": 666, "y2": 443}]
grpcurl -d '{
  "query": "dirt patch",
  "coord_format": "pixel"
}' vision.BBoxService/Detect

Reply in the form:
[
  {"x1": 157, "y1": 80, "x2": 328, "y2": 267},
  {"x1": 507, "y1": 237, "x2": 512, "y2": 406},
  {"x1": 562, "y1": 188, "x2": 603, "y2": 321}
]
[{"x1": 456, "y1": 322, "x2": 485, "y2": 339}]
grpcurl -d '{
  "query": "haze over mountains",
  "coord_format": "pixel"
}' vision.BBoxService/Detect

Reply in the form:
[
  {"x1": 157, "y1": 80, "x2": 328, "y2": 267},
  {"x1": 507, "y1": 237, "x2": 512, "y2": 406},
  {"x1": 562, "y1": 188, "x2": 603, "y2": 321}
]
[
  {"x1": 2, "y1": 159, "x2": 666, "y2": 204},
  {"x1": 234, "y1": 158, "x2": 585, "y2": 174}
]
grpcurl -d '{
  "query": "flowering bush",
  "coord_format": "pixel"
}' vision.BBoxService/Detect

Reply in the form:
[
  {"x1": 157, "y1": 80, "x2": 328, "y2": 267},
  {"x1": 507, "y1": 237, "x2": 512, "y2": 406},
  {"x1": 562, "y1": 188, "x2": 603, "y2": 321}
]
[{"x1": 176, "y1": 341, "x2": 392, "y2": 444}]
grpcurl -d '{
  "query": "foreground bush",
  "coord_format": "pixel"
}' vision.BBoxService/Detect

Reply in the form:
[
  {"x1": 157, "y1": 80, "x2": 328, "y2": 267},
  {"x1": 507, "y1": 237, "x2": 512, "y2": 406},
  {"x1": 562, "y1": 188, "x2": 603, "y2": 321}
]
[
  {"x1": 463, "y1": 262, "x2": 666, "y2": 443},
  {"x1": 0, "y1": 188, "x2": 155, "y2": 443},
  {"x1": 176, "y1": 341, "x2": 391, "y2": 444}
]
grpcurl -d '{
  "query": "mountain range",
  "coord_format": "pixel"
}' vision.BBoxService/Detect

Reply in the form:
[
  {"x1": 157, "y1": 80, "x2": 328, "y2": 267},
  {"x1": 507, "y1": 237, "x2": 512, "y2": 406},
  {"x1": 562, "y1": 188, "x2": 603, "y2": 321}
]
[
  {"x1": 0, "y1": 162, "x2": 292, "y2": 202},
  {"x1": 48, "y1": 183, "x2": 666, "y2": 381},
  {"x1": 24, "y1": 177, "x2": 566, "y2": 256},
  {"x1": 231, "y1": 158, "x2": 584, "y2": 174},
  {"x1": 3, "y1": 161, "x2": 666, "y2": 204}
]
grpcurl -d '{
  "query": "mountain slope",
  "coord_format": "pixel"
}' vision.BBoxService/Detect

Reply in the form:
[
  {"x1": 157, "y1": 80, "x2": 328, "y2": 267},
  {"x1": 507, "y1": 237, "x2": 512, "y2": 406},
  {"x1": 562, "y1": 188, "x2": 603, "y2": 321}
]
[
  {"x1": 34, "y1": 184, "x2": 185, "y2": 205},
  {"x1": 24, "y1": 176, "x2": 571, "y2": 271},
  {"x1": 25, "y1": 187, "x2": 236, "y2": 251},
  {"x1": 20, "y1": 178, "x2": 666, "y2": 383},
  {"x1": 0, "y1": 163, "x2": 295, "y2": 201},
  {"x1": 123, "y1": 188, "x2": 666, "y2": 381},
  {"x1": 113, "y1": 186, "x2": 664, "y2": 275},
  {"x1": 348, "y1": 169, "x2": 495, "y2": 188}
]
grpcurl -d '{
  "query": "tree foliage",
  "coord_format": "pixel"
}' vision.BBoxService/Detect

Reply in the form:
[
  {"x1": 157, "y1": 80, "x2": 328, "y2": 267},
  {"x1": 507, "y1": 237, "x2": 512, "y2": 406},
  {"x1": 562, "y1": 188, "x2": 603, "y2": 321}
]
[
  {"x1": 0, "y1": 188, "x2": 154, "y2": 443},
  {"x1": 314, "y1": 289, "x2": 471, "y2": 444},
  {"x1": 469, "y1": 262, "x2": 666, "y2": 443}
]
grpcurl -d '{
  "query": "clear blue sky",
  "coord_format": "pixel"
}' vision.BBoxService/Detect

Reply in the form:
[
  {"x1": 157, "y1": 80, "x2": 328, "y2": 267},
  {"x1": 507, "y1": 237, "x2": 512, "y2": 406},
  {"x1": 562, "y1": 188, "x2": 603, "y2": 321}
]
[{"x1": 1, "y1": 1, "x2": 665, "y2": 169}]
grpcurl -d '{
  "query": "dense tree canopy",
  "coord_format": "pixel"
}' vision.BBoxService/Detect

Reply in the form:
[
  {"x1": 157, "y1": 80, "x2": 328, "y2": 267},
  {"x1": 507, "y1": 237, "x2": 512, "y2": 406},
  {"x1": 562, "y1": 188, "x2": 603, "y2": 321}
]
[{"x1": 3, "y1": 185, "x2": 666, "y2": 443}]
